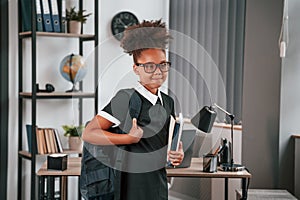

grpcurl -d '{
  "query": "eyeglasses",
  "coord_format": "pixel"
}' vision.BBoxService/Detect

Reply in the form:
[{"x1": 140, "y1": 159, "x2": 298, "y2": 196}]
[{"x1": 135, "y1": 61, "x2": 171, "y2": 73}]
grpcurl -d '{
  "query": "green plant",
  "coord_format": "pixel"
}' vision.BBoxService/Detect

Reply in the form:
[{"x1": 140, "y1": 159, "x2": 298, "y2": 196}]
[
  {"x1": 62, "y1": 125, "x2": 84, "y2": 137},
  {"x1": 66, "y1": 7, "x2": 92, "y2": 23}
]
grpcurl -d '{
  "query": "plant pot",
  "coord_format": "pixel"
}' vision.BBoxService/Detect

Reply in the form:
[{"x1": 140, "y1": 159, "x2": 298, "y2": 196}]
[
  {"x1": 68, "y1": 136, "x2": 82, "y2": 151},
  {"x1": 68, "y1": 20, "x2": 81, "y2": 34}
]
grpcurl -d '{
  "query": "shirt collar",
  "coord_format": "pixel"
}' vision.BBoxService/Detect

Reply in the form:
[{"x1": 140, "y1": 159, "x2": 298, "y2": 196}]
[{"x1": 135, "y1": 82, "x2": 163, "y2": 106}]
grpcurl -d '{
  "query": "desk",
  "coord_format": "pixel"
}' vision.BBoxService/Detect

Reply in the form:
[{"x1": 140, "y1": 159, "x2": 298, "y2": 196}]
[
  {"x1": 37, "y1": 157, "x2": 251, "y2": 200},
  {"x1": 167, "y1": 158, "x2": 251, "y2": 200}
]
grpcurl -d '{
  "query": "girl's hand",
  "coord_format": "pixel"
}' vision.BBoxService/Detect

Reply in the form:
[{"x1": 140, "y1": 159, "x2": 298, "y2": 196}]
[
  {"x1": 168, "y1": 141, "x2": 184, "y2": 166},
  {"x1": 128, "y1": 118, "x2": 143, "y2": 143}
]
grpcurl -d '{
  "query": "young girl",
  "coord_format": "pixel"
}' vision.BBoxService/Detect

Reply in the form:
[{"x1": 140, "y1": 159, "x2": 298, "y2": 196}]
[{"x1": 81, "y1": 19, "x2": 184, "y2": 200}]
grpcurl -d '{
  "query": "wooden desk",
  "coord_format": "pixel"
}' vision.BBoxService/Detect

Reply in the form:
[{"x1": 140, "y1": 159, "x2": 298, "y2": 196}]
[
  {"x1": 167, "y1": 158, "x2": 251, "y2": 200},
  {"x1": 37, "y1": 157, "x2": 251, "y2": 200}
]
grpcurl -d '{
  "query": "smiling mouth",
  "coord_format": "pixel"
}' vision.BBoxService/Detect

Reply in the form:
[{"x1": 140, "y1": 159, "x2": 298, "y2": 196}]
[
  {"x1": 151, "y1": 78, "x2": 163, "y2": 81},
  {"x1": 151, "y1": 75, "x2": 163, "y2": 79}
]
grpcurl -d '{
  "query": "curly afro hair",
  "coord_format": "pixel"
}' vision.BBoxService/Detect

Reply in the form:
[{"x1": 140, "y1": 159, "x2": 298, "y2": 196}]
[{"x1": 120, "y1": 19, "x2": 171, "y2": 63}]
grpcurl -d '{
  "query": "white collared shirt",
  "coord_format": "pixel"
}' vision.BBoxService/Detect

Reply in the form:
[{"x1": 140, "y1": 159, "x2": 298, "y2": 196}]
[{"x1": 134, "y1": 82, "x2": 163, "y2": 106}]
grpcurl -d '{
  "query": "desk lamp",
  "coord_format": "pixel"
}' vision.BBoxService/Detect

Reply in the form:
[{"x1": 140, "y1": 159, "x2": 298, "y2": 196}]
[{"x1": 191, "y1": 104, "x2": 245, "y2": 171}]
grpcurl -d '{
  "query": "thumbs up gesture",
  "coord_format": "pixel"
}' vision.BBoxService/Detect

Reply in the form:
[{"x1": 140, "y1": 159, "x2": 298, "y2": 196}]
[{"x1": 128, "y1": 118, "x2": 143, "y2": 143}]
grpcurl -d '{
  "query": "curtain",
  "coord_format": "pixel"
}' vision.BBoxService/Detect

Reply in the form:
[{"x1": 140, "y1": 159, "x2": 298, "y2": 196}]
[
  {"x1": 0, "y1": 0, "x2": 9, "y2": 198},
  {"x1": 168, "y1": 0, "x2": 246, "y2": 123}
]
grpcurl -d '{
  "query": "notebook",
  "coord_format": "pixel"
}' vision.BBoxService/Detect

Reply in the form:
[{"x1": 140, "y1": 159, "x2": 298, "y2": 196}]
[{"x1": 166, "y1": 129, "x2": 196, "y2": 168}]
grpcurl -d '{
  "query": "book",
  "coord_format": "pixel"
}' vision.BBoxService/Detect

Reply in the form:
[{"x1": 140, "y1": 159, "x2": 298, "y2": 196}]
[
  {"x1": 53, "y1": 128, "x2": 63, "y2": 153},
  {"x1": 36, "y1": 128, "x2": 45, "y2": 154},
  {"x1": 167, "y1": 113, "x2": 184, "y2": 167},
  {"x1": 47, "y1": 128, "x2": 55, "y2": 153},
  {"x1": 168, "y1": 113, "x2": 184, "y2": 152},
  {"x1": 44, "y1": 128, "x2": 52, "y2": 153},
  {"x1": 26, "y1": 124, "x2": 33, "y2": 153},
  {"x1": 26, "y1": 124, "x2": 39, "y2": 153},
  {"x1": 49, "y1": 128, "x2": 58, "y2": 153}
]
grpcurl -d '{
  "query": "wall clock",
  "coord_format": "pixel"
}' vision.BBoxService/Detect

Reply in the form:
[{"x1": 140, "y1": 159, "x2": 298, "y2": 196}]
[{"x1": 111, "y1": 11, "x2": 139, "y2": 41}]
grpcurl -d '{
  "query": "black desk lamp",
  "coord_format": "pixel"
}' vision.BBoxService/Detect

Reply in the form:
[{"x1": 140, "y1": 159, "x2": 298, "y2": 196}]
[{"x1": 191, "y1": 104, "x2": 245, "y2": 171}]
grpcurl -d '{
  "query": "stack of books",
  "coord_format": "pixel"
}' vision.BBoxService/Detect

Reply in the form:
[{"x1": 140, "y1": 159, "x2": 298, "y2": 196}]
[{"x1": 26, "y1": 124, "x2": 63, "y2": 154}]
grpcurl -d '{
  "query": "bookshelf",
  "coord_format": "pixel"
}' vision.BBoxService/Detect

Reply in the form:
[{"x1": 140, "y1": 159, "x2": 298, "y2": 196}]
[
  {"x1": 19, "y1": 92, "x2": 95, "y2": 99},
  {"x1": 19, "y1": 31, "x2": 95, "y2": 39},
  {"x1": 17, "y1": 0, "x2": 98, "y2": 199}
]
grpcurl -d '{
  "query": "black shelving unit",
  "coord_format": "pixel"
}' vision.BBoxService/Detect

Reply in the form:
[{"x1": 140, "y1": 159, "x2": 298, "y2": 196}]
[{"x1": 17, "y1": 0, "x2": 98, "y2": 199}]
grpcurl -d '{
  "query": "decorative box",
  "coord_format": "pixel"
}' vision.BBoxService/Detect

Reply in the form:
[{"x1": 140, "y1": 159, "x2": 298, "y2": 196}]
[{"x1": 47, "y1": 154, "x2": 68, "y2": 171}]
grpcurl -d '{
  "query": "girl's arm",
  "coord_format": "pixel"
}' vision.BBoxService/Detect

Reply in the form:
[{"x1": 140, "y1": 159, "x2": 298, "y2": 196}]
[{"x1": 82, "y1": 115, "x2": 143, "y2": 145}]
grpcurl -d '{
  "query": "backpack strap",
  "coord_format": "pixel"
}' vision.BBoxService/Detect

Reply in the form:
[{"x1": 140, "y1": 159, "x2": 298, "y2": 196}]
[
  {"x1": 161, "y1": 92, "x2": 175, "y2": 117},
  {"x1": 122, "y1": 88, "x2": 142, "y2": 120}
]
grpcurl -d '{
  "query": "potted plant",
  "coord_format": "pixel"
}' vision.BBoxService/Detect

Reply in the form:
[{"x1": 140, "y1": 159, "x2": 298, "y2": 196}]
[
  {"x1": 66, "y1": 7, "x2": 92, "y2": 34},
  {"x1": 62, "y1": 125, "x2": 84, "y2": 150}
]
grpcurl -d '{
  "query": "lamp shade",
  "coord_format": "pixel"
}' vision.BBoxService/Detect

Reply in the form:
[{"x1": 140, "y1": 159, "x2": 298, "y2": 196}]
[{"x1": 191, "y1": 106, "x2": 217, "y2": 133}]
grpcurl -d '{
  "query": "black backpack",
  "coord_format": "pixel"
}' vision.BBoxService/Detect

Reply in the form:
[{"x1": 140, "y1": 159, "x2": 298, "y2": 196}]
[{"x1": 80, "y1": 89, "x2": 142, "y2": 200}]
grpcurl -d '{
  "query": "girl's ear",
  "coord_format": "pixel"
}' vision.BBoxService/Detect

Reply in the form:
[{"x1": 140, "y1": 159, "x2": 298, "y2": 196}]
[{"x1": 133, "y1": 64, "x2": 139, "y2": 75}]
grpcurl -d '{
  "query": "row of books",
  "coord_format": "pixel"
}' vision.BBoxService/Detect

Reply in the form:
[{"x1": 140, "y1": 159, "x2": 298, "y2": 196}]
[
  {"x1": 26, "y1": 124, "x2": 63, "y2": 154},
  {"x1": 21, "y1": 0, "x2": 66, "y2": 33}
]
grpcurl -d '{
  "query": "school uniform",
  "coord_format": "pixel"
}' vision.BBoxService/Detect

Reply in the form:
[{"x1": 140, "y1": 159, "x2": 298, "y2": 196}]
[{"x1": 99, "y1": 83, "x2": 175, "y2": 200}]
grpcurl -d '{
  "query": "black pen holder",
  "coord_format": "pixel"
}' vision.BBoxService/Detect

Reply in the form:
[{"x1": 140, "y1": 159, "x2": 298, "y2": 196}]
[
  {"x1": 47, "y1": 154, "x2": 68, "y2": 171},
  {"x1": 203, "y1": 154, "x2": 218, "y2": 173}
]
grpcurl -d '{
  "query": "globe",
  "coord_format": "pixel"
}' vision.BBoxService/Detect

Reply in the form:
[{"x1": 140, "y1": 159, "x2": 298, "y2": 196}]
[{"x1": 59, "y1": 54, "x2": 87, "y2": 92}]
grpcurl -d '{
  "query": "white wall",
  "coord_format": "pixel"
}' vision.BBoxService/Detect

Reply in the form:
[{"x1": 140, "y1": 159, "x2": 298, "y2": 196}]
[
  {"x1": 8, "y1": 0, "x2": 169, "y2": 199},
  {"x1": 98, "y1": 0, "x2": 169, "y2": 108}
]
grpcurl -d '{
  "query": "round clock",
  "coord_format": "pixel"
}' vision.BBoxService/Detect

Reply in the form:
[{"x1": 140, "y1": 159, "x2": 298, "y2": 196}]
[{"x1": 111, "y1": 11, "x2": 139, "y2": 41}]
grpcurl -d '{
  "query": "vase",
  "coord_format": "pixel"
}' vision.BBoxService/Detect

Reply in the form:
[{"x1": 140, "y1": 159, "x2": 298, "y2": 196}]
[
  {"x1": 68, "y1": 21, "x2": 81, "y2": 34},
  {"x1": 68, "y1": 136, "x2": 83, "y2": 151}
]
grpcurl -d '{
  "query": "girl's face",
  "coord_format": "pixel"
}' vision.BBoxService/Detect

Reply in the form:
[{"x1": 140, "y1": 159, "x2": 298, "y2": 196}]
[{"x1": 133, "y1": 49, "x2": 168, "y2": 94}]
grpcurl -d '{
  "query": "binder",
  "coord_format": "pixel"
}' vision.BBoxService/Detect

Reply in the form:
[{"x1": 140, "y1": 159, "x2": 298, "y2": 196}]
[
  {"x1": 49, "y1": 0, "x2": 60, "y2": 32},
  {"x1": 20, "y1": 0, "x2": 43, "y2": 32},
  {"x1": 40, "y1": 0, "x2": 53, "y2": 32},
  {"x1": 20, "y1": 0, "x2": 31, "y2": 31},
  {"x1": 35, "y1": 0, "x2": 43, "y2": 31},
  {"x1": 57, "y1": 0, "x2": 66, "y2": 33}
]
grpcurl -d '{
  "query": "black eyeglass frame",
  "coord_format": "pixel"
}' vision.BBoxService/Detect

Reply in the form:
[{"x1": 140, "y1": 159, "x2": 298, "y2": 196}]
[{"x1": 135, "y1": 61, "x2": 171, "y2": 73}]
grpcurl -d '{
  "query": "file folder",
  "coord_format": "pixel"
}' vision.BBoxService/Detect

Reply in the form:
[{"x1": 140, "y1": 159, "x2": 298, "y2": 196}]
[
  {"x1": 21, "y1": 0, "x2": 43, "y2": 31},
  {"x1": 40, "y1": 0, "x2": 53, "y2": 32},
  {"x1": 36, "y1": 0, "x2": 43, "y2": 31},
  {"x1": 49, "y1": 0, "x2": 60, "y2": 32},
  {"x1": 20, "y1": 0, "x2": 31, "y2": 31},
  {"x1": 58, "y1": 0, "x2": 66, "y2": 33}
]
